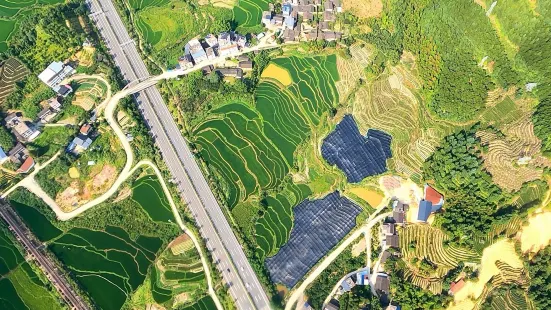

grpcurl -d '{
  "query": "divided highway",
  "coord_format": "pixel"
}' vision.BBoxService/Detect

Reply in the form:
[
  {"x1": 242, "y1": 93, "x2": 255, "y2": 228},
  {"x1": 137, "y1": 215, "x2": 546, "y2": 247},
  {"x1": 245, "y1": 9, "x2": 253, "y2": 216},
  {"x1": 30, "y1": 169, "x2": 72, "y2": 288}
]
[{"x1": 86, "y1": 0, "x2": 271, "y2": 309}]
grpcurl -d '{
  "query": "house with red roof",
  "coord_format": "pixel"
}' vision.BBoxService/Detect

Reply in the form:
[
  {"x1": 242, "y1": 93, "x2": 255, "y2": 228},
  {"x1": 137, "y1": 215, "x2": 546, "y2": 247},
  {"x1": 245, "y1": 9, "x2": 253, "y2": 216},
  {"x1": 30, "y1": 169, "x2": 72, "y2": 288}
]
[
  {"x1": 449, "y1": 279, "x2": 466, "y2": 295},
  {"x1": 424, "y1": 184, "x2": 444, "y2": 206},
  {"x1": 16, "y1": 157, "x2": 35, "y2": 174}
]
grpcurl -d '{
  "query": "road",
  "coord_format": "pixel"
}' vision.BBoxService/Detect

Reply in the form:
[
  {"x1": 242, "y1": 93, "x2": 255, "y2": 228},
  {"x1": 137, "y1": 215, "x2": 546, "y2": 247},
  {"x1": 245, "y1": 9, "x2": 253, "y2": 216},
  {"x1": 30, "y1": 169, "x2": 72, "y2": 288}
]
[
  {"x1": 0, "y1": 204, "x2": 88, "y2": 310},
  {"x1": 86, "y1": 0, "x2": 271, "y2": 309}
]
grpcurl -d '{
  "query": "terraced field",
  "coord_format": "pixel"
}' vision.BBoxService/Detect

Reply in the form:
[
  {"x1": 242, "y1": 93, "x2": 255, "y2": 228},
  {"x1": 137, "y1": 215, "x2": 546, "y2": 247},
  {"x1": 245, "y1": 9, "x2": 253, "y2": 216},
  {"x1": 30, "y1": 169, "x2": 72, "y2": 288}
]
[
  {"x1": 399, "y1": 224, "x2": 480, "y2": 293},
  {"x1": 72, "y1": 78, "x2": 108, "y2": 111},
  {"x1": 128, "y1": 0, "x2": 232, "y2": 64},
  {"x1": 233, "y1": 0, "x2": 270, "y2": 30},
  {"x1": 194, "y1": 55, "x2": 339, "y2": 257},
  {"x1": 139, "y1": 234, "x2": 208, "y2": 308},
  {"x1": 0, "y1": 58, "x2": 28, "y2": 104},
  {"x1": 0, "y1": 224, "x2": 63, "y2": 310},
  {"x1": 9, "y1": 189, "x2": 179, "y2": 310},
  {"x1": 350, "y1": 67, "x2": 457, "y2": 182}
]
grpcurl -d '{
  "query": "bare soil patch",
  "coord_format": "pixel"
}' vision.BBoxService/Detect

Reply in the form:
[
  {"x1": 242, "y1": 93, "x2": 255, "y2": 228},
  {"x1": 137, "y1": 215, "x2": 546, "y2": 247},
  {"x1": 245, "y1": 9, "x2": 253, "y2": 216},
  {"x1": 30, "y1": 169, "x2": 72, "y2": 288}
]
[{"x1": 343, "y1": 0, "x2": 382, "y2": 18}]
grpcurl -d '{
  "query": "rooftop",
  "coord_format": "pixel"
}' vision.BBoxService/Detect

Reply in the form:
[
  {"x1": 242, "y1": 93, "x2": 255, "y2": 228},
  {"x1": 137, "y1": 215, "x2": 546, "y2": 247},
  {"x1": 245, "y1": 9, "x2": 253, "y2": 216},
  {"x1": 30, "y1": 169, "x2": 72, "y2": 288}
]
[
  {"x1": 38, "y1": 61, "x2": 64, "y2": 83},
  {"x1": 425, "y1": 184, "x2": 444, "y2": 205},
  {"x1": 417, "y1": 200, "x2": 432, "y2": 222}
]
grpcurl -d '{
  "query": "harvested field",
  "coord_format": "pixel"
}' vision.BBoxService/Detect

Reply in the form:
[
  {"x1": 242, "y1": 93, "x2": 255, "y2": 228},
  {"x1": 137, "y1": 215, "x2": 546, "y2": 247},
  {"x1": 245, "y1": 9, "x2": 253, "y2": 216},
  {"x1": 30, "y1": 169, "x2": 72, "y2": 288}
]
[
  {"x1": 348, "y1": 187, "x2": 383, "y2": 207},
  {"x1": 260, "y1": 63, "x2": 292, "y2": 86},
  {"x1": 335, "y1": 44, "x2": 370, "y2": 99},
  {"x1": 351, "y1": 66, "x2": 456, "y2": 182},
  {"x1": 452, "y1": 240, "x2": 523, "y2": 304},
  {"x1": 342, "y1": 0, "x2": 382, "y2": 18},
  {"x1": 0, "y1": 58, "x2": 29, "y2": 104}
]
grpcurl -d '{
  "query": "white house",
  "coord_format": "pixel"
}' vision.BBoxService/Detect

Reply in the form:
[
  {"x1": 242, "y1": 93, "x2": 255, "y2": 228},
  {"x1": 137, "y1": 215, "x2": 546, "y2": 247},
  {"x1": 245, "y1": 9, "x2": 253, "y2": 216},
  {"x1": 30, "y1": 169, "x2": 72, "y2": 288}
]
[{"x1": 38, "y1": 62, "x2": 75, "y2": 89}]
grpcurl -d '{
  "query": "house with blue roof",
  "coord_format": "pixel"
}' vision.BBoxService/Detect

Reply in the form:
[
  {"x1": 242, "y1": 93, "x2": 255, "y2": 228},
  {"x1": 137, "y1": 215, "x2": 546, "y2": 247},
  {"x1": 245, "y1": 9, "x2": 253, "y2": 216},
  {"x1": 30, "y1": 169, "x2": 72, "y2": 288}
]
[
  {"x1": 0, "y1": 146, "x2": 8, "y2": 164},
  {"x1": 416, "y1": 199, "x2": 442, "y2": 222},
  {"x1": 282, "y1": 3, "x2": 292, "y2": 16}
]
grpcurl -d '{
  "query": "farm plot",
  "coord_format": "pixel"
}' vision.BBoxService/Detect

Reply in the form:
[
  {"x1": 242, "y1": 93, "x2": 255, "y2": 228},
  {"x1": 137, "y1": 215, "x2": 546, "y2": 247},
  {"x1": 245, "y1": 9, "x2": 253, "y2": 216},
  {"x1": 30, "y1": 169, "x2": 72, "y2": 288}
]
[
  {"x1": 488, "y1": 287, "x2": 534, "y2": 310},
  {"x1": 137, "y1": 234, "x2": 208, "y2": 308},
  {"x1": 194, "y1": 55, "x2": 339, "y2": 210},
  {"x1": 350, "y1": 67, "x2": 457, "y2": 182},
  {"x1": 0, "y1": 57, "x2": 29, "y2": 104},
  {"x1": 129, "y1": 0, "x2": 232, "y2": 64},
  {"x1": 321, "y1": 114, "x2": 392, "y2": 183},
  {"x1": 335, "y1": 43, "x2": 370, "y2": 99},
  {"x1": 9, "y1": 189, "x2": 179, "y2": 310},
  {"x1": 132, "y1": 175, "x2": 174, "y2": 223},
  {"x1": 265, "y1": 191, "x2": 362, "y2": 288},
  {"x1": 72, "y1": 78, "x2": 108, "y2": 111},
  {"x1": 399, "y1": 224, "x2": 480, "y2": 293},
  {"x1": 0, "y1": 224, "x2": 63, "y2": 310},
  {"x1": 233, "y1": 0, "x2": 270, "y2": 30},
  {"x1": 254, "y1": 182, "x2": 312, "y2": 259}
]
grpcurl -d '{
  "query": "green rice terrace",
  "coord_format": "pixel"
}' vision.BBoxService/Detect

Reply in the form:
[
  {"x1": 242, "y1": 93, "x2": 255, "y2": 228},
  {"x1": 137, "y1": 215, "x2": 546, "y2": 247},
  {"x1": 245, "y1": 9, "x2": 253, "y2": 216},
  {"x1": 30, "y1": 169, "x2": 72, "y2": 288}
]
[
  {"x1": 0, "y1": 58, "x2": 28, "y2": 104},
  {"x1": 0, "y1": 0, "x2": 64, "y2": 52},
  {"x1": 130, "y1": 234, "x2": 209, "y2": 308},
  {"x1": 6, "y1": 173, "x2": 182, "y2": 310},
  {"x1": 128, "y1": 0, "x2": 232, "y2": 65},
  {"x1": 0, "y1": 222, "x2": 63, "y2": 310},
  {"x1": 232, "y1": 0, "x2": 269, "y2": 31},
  {"x1": 192, "y1": 55, "x2": 342, "y2": 257}
]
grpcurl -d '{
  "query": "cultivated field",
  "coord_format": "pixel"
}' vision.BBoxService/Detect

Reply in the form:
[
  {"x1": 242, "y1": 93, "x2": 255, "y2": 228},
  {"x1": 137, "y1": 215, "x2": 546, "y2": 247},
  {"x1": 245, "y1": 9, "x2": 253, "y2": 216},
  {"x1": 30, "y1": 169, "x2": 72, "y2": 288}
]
[
  {"x1": 195, "y1": 56, "x2": 340, "y2": 258},
  {"x1": 350, "y1": 66, "x2": 457, "y2": 183},
  {"x1": 260, "y1": 63, "x2": 292, "y2": 86},
  {"x1": 399, "y1": 224, "x2": 480, "y2": 294},
  {"x1": 233, "y1": 0, "x2": 270, "y2": 30},
  {"x1": 9, "y1": 188, "x2": 179, "y2": 310},
  {"x1": 0, "y1": 224, "x2": 63, "y2": 309},
  {"x1": 334, "y1": 44, "x2": 370, "y2": 99},
  {"x1": 132, "y1": 175, "x2": 175, "y2": 223},
  {"x1": 0, "y1": 0, "x2": 64, "y2": 52},
  {"x1": 0, "y1": 57, "x2": 29, "y2": 104}
]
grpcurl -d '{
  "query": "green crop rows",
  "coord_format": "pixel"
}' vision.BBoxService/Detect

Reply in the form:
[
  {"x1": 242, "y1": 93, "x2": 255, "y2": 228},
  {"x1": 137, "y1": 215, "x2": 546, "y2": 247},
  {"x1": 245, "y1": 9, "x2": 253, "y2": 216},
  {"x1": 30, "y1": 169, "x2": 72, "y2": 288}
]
[
  {"x1": 233, "y1": 0, "x2": 270, "y2": 30},
  {"x1": 8, "y1": 183, "x2": 180, "y2": 310},
  {"x1": 193, "y1": 55, "x2": 339, "y2": 256},
  {"x1": 0, "y1": 223, "x2": 62, "y2": 310}
]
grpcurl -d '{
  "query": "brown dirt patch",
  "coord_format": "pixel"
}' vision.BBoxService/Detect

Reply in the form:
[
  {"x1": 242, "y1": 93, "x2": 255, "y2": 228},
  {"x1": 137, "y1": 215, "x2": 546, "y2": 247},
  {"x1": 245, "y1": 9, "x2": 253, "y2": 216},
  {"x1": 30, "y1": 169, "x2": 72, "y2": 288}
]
[
  {"x1": 57, "y1": 181, "x2": 82, "y2": 211},
  {"x1": 91, "y1": 164, "x2": 117, "y2": 188},
  {"x1": 343, "y1": 0, "x2": 382, "y2": 18},
  {"x1": 351, "y1": 237, "x2": 366, "y2": 257}
]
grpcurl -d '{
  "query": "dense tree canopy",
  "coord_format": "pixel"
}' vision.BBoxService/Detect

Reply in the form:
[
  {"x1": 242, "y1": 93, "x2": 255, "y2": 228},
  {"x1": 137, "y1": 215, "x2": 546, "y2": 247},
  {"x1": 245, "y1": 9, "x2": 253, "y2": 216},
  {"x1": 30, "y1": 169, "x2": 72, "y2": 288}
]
[
  {"x1": 527, "y1": 247, "x2": 551, "y2": 308},
  {"x1": 423, "y1": 127, "x2": 506, "y2": 244}
]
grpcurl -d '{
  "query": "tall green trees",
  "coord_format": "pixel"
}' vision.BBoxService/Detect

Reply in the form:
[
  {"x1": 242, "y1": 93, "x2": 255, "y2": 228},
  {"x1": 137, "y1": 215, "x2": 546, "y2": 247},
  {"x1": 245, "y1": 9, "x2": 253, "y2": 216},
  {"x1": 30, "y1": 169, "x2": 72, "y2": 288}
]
[{"x1": 527, "y1": 247, "x2": 551, "y2": 308}]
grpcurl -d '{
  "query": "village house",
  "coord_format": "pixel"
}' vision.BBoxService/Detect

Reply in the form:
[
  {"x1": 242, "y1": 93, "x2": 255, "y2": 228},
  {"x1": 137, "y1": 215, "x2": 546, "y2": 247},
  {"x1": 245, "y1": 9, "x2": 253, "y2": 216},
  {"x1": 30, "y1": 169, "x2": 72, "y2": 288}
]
[
  {"x1": 392, "y1": 200, "x2": 408, "y2": 225},
  {"x1": 5, "y1": 113, "x2": 40, "y2": 142},
  {"x1": 186, "y1": 39, "x2": 208, "y2": 63},
  {"x1": 382, "y1": 223, "x2": 396, "y2": 235},
  {"x1": 38, "y1": 61, "x2": 75, "y2": 90},
  {"x1": 284, "y1": 16, "x2": 296, "y2": 29},
  {"x1": 218, "y1": 32, "x2": 232, "y2": 46},
  {"x1": 37, "y1": 97, "x2": 63, "y2": 123},
  {"x1": 333, "y1": 0, "x2": 342, "y2": 12},
  {"x1": 283, "y1": 3, "x2": 292, "y2": 17},
  {"x1": 205, "y1": 47, "x2": 216, "y2": 60},
  {"x1": 0, "y1": 146, "x2": 8, "y2": 164},
  {"x1": 356, "y1": 270, "x2": 369, "y2": 285},
  {"x1": 67, "y1": 123, "x2": 94, "y2": 155},
  {"x1": 338, "y1": 275, "x2": 356, "y2": 293},
  {"x1": 375, "y1": 274, "x2": 390, "y2": 294},
  {"x1": 323, "y1": 31, "x2": 341, "y2": 41},
  {"x1": 324, "y1": 11, "x2": 336, "y2": 22},
  {"x1": 238, "y1": 61, "x2": 253, "y2": 70},
  {"x1": 8, "y1": 143, "x2": 29, "y2": 165},
  {"x1": 262, "y1": 11, "x2": 273, "y2": 26},
  {"x1": 17, "y1": 156, "x2": 35, "y2": 174},
  {"x1": 272, "y1": 15, "x2": 284, "y2": 27},
  {"x1": 235, "y1": 34, "x2": 247, "y2": 48},
  {"x1": 215, "y1": 68, "x2": 244, "y2": 79},
  {"x1": 178, "y1": 54, "x2": 194, "y2": 69},
  {"x1": 449, "y1": 279, "x2": 466, "y2": 296},
  {"x1": 57, "y1": 84, "x2": 73, "y2": 97},
  {"x1": 324, "y1": 0, "x2": 333, "y2": 11},
  {"x1": 205, "y1": 33, "x2": 218, "y2": 47},
  {"x1": 324, "y1": 299, "x2": 339, "y2": 310},
  {"x1": 201, "y1": 65, "x2": 214, "y2": 75}
]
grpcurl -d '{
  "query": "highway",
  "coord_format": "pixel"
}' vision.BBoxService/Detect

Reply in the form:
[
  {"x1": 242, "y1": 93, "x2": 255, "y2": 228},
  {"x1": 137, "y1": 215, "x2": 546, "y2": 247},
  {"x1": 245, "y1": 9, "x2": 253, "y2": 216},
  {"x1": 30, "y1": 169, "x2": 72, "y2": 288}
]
[
  {"x1": 86, "y1": 0, "x2": 271, "y2": 309},
  {"x1": 0, "y1": 203, "x2": 88, "y2": 310}
]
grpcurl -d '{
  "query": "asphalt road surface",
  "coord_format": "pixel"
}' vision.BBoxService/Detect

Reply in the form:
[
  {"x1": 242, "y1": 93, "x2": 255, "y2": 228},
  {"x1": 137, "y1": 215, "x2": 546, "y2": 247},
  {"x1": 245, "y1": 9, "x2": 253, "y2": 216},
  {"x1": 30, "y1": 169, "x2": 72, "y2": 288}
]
[
  {"x1": 0, "y1": 204, "x2": 88, "y2": 310},
  {"x1": 86, "y1": 0, "x2": 271, "y2": 309}
]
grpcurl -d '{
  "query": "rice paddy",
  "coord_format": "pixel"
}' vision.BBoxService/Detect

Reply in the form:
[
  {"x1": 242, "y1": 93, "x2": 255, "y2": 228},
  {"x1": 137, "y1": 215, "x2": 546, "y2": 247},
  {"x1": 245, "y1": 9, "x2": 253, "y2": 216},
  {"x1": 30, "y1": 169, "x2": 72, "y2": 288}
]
[
  {"x1": 0, "y1": 224, "x2": 63, "y2": 310},
  {"x1": 9, "y1": 187, "x2": 179, "y2": 310},
  {"x1": 232, "y1": 0, "x2": 270, "y2": 30},
  {"x1": 260, "y1": 63, "x2": 292, "y2": 86},
  {"x1": 194, "y1": 55, "x2": 340, "y2": 257},
  {"x1": 72, "y1": 78, "x2": 108, "y2": 111},
  {"x1": 132, "y1": 175, "x2": 174, "y2": 223}
]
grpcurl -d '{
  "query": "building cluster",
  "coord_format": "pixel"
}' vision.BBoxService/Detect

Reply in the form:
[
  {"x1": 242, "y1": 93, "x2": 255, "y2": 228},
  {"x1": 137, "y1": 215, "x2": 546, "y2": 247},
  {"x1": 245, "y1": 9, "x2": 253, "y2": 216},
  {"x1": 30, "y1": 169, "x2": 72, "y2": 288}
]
[
  {"x1": 178, "y1": 33, "x2": 255, "y2": 79},
  {"x1": 262, "y1": 0, "x2": 343, "y2": 42}
]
